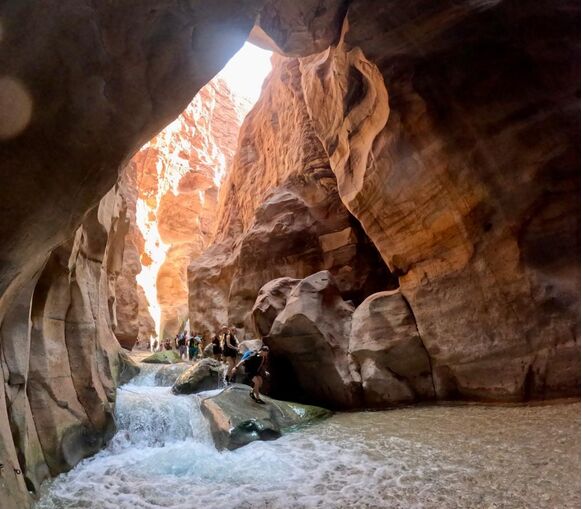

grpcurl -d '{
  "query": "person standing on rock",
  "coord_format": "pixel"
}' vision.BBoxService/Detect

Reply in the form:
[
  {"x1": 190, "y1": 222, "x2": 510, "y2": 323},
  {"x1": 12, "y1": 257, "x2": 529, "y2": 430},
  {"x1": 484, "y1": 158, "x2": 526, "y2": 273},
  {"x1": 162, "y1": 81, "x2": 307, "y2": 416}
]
[
  {"x1": 177, "y1": 332, "x2": 187, "y2": 360},
  {"x1": 221, "y1": 327, "x2": 239, "y2": 383},
  {"x1": 188, "y1": 333, "x2": 201, "y2": 361},
  {"x1": 232, "y1": 346, "x2": 270, "y2": 404},
  {"x1": 211, "y1": 334, "x2": 222, "y2": 360}
]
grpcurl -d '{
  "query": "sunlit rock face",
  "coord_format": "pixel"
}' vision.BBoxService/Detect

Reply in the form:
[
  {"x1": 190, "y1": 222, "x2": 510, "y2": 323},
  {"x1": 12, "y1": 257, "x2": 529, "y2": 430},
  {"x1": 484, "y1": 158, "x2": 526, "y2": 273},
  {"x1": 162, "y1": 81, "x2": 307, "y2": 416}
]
[
  {"x1": 113, "y1": 162, "x2": 154, "y2": 349},
  {"x1": 123, "y1": 78, "x2": 251, "y2": 343},
  {"x1": 296, "y1": 1, "x2": 580, "y2": 401},
  {"x1": 187, "y1": 55, "x2": 395, "y2": 337}
]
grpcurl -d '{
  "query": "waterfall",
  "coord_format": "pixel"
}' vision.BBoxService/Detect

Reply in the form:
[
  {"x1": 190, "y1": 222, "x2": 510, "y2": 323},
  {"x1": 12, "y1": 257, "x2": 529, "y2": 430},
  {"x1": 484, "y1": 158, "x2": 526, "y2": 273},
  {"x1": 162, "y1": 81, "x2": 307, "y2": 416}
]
[{"x1": 35, "y1": 364, "x2": 580, "y2": 509}]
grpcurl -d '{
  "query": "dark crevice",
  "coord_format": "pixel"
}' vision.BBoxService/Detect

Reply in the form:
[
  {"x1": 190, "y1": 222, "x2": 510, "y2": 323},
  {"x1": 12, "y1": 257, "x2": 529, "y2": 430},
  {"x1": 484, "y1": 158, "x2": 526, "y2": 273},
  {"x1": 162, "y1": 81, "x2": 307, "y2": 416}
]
[{"x1": 400, "y1": 293, "x2": 437, "y2": 400}]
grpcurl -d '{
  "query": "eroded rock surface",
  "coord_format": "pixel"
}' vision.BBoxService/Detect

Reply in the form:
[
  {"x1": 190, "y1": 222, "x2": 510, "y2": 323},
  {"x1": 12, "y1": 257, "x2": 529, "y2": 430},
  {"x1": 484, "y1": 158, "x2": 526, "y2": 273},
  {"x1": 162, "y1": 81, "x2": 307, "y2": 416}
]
[
  {"x1": 172, "y1": 358, "x2": 225, "y2": 394},
  {"x1": 350, "y1": 291, "x2": 435, "y2": 406},
  {"x1": 200, "y1": 384, "x2": 331, "y2": 450},
  {"x1": 188, "y1": 56, "x2": 395, "y2": 336},
  {"x1": 0, "y1": 182, "x2": 134, "y2": 505},
  {"x1": 296, "y1": 1, "x2": 580, "y2": 401}
]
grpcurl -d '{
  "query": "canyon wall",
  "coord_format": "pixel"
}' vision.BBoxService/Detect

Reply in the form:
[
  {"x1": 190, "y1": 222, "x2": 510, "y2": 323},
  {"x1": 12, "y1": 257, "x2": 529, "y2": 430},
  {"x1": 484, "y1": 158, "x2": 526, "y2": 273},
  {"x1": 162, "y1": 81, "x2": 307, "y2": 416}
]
[
  {"x1": 192, "y1": 1, "x2": 580, "y2": 407},
  {"x1": 0, "y1": 0, "x2": 578, "y2": 506},
  {"x1": 0, "y1": 183, "x2": 137, "y2": 507},
  {"x1": 120, "y1": 78, "x2": 250, "y2": 345},
  {"x1": 187, "y1": 55, "x2": 395, "y2": 338}
]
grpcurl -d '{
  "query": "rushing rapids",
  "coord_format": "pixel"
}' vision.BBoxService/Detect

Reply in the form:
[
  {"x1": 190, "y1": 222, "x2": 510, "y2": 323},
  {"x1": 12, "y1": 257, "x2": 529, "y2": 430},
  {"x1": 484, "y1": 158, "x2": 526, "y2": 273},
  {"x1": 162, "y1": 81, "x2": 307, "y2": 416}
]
[{"x1": 35, "y1": 363, "x2": 579, "y2": 509}]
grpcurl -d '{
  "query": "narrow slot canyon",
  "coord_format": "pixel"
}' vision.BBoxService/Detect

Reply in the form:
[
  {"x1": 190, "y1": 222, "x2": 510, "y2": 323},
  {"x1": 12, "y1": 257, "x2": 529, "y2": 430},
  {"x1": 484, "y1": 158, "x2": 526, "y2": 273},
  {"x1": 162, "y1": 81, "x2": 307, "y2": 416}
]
[{"x1": 0, "y1": 2, "x2": 579, "y2": 508}]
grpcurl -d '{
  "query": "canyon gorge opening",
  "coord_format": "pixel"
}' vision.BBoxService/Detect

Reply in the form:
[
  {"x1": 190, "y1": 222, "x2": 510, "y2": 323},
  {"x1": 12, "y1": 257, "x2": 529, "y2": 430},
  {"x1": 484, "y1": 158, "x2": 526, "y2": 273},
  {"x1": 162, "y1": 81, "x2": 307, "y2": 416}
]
[{"x1": 0, "y1": 1, "x2": 579, "y2": 508}]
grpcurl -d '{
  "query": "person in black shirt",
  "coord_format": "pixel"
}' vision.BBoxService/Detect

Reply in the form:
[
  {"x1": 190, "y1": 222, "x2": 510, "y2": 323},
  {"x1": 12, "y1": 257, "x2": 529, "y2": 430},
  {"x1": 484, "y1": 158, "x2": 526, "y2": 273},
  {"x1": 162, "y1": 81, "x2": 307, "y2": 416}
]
[
  {"x1": 211, "y1": 334, "x2": 222, "y2": 360},
  {"x1": 232, "y1": 346, "x2": 270, "y2": 404},
  {"x1": 221, "y1": 327, "x2": 239, "y2": 382}
]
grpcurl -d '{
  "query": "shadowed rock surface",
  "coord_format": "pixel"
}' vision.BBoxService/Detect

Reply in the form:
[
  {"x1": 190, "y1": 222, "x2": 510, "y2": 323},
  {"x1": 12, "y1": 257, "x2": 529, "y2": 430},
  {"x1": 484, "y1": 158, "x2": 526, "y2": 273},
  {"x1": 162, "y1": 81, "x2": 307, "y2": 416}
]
[
  {"x1": 142, "y1": 351, "x2": 183, "y2": 365},
  {"x1": 350, "y1": 291, "x2": 435, "y2": 406},
  {"x1": 200, "y1": 384, "x2": 332, "y2": 450},
  {"x1": 172, "y1": 358, "x2": 226, "y2": 394},
  {"x1": 297, "y1": 1, "x2": 580, "y2": 401}
]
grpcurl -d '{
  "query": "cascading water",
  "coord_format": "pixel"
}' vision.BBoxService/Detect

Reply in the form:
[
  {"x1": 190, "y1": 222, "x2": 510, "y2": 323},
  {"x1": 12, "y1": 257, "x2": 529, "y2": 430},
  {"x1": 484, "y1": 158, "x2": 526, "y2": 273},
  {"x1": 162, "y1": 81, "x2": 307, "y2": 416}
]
[{"x1": 36, "y1": 365, "x2": 580, "y2": 509}]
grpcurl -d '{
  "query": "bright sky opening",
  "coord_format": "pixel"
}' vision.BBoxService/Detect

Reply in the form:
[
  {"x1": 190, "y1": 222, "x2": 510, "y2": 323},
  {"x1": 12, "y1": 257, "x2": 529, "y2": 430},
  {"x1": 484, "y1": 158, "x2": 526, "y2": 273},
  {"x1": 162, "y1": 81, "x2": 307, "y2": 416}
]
[{"x1": 217, "y1": 42, "x2": 272, "y2": 103}]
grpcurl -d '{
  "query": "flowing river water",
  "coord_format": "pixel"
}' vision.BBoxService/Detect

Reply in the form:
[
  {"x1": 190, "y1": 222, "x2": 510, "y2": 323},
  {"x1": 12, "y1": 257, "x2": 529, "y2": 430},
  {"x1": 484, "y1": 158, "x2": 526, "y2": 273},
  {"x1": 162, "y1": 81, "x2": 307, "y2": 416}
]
[{"x1": 36, "y1": 364, "x2": 580, "y2": 509}]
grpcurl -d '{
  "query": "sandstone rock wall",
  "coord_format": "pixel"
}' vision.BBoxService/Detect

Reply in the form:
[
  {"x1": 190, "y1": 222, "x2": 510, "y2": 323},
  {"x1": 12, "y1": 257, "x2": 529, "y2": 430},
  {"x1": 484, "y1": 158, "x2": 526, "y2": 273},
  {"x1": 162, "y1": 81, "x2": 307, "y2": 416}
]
[
  {"x1": 295, "y1": 1, "x2": 580, "y2": 401},
  {"x1": 123, "y1": 78, "x2": 251, "y2": 343},
  {"x1": 0, "y1": 184, "x2": 131, "y2": 506},
  {"x1": 188, "y1": 56, "x2": 395, "y2": 337}
]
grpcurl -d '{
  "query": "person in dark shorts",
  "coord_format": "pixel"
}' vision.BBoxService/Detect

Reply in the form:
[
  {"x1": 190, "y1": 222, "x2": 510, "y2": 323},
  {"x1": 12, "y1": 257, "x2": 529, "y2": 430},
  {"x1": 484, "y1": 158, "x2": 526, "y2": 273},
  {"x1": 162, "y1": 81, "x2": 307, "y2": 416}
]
[
  {"x1": 177, "y1": 333, "x2": 187, "y2": 360},
  {"x1": 221, "y1": 327, "x2": 239, "y2": 383},
  {"x1": 231, "y1": 346, "x2": 270, "y2": 404},
  {"x1": 211, "y1": 334, "x2": 222, "y2": 360}
]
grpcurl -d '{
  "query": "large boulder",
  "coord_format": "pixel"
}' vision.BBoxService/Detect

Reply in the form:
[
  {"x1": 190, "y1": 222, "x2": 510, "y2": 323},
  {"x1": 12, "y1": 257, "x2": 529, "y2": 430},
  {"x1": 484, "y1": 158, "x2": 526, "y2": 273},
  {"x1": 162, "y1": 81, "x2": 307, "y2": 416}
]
[
  {"x1": 142, "y1": 351, "x2": 183, "y2": 365},
  {"x1": 268, "y1": 271, "x2": 361, "y2": 408},
  {"x1": 252, "y1": 277, "x2": 300, "y2": 336},
  {"x1": 350, "y1": 291, "x2": 435, "y2": 406},
  {"x1": 153, "y1": 364, "x2": 192, "y2": 387},
  {"x1": 199, "y1": 384, "x2": 331, "y2": 450},
  {"x1": 171, "y1": 358, "x2": 226, "y2": 394}
]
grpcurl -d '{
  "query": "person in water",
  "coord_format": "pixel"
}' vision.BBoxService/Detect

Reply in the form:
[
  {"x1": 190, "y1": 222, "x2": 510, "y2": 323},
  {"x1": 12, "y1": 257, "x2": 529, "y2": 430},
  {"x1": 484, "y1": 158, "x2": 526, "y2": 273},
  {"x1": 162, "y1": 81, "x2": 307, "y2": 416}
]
[
  {"x1": 221, "y1": 327, "x2": 239, "y2": 383},
  {"x1": 232, "y1": 346, "x2": 270, "y2": 404}
]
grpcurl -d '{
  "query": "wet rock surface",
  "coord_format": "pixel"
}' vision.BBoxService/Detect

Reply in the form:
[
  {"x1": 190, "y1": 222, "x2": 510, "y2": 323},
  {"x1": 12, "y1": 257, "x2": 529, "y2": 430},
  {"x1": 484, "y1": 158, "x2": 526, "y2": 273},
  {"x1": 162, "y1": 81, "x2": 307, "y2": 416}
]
[
  {"x1": 172, "y1": 358, "x2": 226, "y2": 395},
  {"x1": 142, "y1": 351, "x2": 184, "y2": 365},
  {"x1": 200, "y1": 384, "x2": 332, "y2": 450}
]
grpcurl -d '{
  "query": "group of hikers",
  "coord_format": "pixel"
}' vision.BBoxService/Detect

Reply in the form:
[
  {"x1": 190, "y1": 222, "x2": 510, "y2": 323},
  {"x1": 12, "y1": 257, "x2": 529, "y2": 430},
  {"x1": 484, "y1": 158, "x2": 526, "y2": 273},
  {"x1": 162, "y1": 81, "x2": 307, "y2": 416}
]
[{"x1": 159, "y1": 326, "x2": 271, "y2": 404}]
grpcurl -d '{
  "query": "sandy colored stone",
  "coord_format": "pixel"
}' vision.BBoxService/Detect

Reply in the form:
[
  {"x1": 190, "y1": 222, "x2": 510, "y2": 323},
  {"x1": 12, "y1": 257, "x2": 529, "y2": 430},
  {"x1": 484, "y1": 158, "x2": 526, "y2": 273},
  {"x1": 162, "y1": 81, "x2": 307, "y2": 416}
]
[
  {"x1": 297, "y1": 1, "x2": 580, "y2": 401},
  {"x1": 188, "y1": 56, "x2": 395, "y2": 338},
  {"x1": 350, "y1": 291, "x2": 435, "y2": 406}
]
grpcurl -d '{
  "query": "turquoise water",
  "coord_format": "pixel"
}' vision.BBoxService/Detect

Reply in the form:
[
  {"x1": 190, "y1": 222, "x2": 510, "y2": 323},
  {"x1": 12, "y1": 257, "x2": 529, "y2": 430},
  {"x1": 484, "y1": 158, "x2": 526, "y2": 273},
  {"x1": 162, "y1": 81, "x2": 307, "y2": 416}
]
[{"x1": 35, "y1": 364, "x2": 580, "y2": 508}]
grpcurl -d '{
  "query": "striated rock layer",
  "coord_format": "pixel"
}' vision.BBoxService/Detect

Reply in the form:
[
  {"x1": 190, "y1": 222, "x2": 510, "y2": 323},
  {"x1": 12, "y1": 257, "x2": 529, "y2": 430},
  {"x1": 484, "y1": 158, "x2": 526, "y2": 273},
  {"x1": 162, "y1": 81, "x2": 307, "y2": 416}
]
[
  {"x1": 124, "y1": 77, "x2": 250, "y2": 343},
  {"x1": 296, "y1": 1, "x2": 580, "y2": 401},
  {"x1": 188, "y1": 56, "x2": 395, "y2": 337}
]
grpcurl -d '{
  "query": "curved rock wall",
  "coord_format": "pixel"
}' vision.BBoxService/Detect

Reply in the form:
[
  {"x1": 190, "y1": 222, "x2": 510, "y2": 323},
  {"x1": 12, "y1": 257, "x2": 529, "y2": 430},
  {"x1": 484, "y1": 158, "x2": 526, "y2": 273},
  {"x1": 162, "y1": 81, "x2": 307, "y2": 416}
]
[
  {"x1": 296, "y1": 1, "x2": 580, "y2": 401},
  {"x1": 188, "y1": 55, "x2": 395, "y2": 337},
  {"x1": 0, "y1": 184, "x2": 132, "y2": 506}
]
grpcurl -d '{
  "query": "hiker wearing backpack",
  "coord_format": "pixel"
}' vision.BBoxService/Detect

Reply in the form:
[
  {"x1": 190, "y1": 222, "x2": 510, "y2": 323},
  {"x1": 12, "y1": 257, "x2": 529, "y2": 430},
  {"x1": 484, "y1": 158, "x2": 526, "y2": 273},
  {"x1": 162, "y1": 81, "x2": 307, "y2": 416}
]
[{"x1": 231, "y1": 346, "x2": 270, "y2": 404}]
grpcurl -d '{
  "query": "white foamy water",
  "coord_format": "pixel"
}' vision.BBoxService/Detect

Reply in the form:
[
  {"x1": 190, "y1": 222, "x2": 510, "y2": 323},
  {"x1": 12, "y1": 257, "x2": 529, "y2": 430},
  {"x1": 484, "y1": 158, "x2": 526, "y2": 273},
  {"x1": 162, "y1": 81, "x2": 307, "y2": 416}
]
[{"x1": 36, "y1": 365, "x2": 580, "y2": 509}]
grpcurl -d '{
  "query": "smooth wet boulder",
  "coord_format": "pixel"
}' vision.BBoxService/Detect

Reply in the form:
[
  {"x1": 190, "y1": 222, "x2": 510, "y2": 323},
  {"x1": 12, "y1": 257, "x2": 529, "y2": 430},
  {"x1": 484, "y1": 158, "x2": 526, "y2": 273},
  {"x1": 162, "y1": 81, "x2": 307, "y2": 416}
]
[
  {"x1": 267, "y1": 271, "x2": 361, "y2": 408},
  {"x1": 171, "y1": 358, "x2": 225, "y2": 394},
  {"x1": 154, "y1": 364, "x2": 191, "y2": 386},
  {"x1": 200, "y1": 384, "x2": 331, "y2": 450},
  {"x1": 142, "y1": 351, "x2": 183, "y2": 365}
]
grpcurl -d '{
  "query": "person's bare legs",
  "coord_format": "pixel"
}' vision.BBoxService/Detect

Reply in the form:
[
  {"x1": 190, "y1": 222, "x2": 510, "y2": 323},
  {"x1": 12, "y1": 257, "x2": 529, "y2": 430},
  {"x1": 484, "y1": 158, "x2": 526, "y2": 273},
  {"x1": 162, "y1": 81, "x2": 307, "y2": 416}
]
[
  {"x1": 225, "y1": 357, "x2": 235, "y2": 382},
  {"x1": 252, "y1": 375, "x2": 262, "y2": 400}
]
